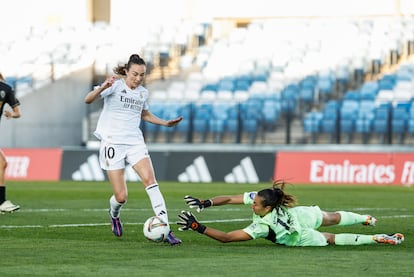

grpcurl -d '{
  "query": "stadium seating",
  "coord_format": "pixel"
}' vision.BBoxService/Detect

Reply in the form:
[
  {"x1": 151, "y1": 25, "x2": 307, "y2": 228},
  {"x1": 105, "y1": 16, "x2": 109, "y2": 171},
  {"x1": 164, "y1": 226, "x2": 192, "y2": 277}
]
[
  {"x1": 138, "y1": 16, "x2": 414, "y2": 144},
  {"x1": 391, "y1": 106, "x2": 410, "y2": 143},
  {"x1": 372, "y1": 105, "x2": 391, "y2": 144},
  {"x1": 303, "y1": 111, "x2": 323, "y2": 143}
]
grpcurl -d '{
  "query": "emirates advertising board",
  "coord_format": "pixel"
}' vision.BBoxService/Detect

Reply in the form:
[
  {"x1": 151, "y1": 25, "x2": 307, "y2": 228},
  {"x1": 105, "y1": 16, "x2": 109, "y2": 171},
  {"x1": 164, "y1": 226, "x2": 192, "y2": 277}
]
[{"x1": 274, "y1": 151, "x2": 414, "y2": 186}]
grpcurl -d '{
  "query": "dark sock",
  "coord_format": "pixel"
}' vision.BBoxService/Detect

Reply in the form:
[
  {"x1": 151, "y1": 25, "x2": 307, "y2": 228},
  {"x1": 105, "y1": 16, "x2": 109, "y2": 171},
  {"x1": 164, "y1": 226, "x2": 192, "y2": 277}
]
[{"x1": 0, "y1": 186, "x2": 5, "y2": 204}]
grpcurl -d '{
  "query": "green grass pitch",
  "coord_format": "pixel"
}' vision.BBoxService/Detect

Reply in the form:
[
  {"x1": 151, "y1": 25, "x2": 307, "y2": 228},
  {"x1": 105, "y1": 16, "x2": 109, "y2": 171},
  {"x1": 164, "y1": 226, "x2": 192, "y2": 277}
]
[{"x1": 0, "y1": 181, "x2": 413, "y2": 277}]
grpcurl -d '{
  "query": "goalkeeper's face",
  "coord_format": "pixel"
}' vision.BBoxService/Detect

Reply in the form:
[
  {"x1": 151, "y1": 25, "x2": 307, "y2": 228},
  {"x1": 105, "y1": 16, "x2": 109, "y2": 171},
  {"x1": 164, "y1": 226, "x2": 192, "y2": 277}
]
[{"x1": 252, "y1": 195, "x2": 272, "y2": 217}]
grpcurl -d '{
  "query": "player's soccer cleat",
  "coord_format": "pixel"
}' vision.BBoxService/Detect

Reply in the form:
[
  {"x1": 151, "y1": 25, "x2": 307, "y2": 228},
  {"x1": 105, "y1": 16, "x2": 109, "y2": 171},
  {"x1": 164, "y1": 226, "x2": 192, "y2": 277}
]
[
  {"x1": 373, "y1": 233, "x2": 404, "y2": 245},
  {"x1": 164, "y1": 231, "x2": 182, "y2": 245},
  {"x1": 0, "y1": 200, "x2": 20, "y2": 213},
  {"x1": 363, "y1": 215, "x2": 377, "y2": 226},
  {"x1": 109, "y1": 211, "x2": 123, "y2": 237}
]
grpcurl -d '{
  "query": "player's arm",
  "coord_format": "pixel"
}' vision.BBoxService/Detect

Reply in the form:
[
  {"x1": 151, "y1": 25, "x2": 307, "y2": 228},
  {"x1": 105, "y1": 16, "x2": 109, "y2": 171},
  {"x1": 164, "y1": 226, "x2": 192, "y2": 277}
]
[
  {"x1": 185, "y1": 194, "x2": 244, "y2": 212},
  {"x1": 84, "y1": 76, "x2": 116, "y2": 104},
  {"x1": 177, "y1": 211, "x2": 252, "y2": 243},
  {"x1": 4, "y1": 105, "x2": 20, "y2": 119},
  {"x1": 204, "y1": 228, "x2": 252, "y2": 243},
  {"x1": 141, "y1": 109, "x2": 183, "y2": 127}
]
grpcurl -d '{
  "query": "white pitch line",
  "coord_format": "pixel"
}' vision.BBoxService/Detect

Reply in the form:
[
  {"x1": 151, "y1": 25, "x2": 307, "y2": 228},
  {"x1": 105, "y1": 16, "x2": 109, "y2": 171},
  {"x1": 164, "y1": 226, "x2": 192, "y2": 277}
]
[
  {"x1": 5, "y1": 207, "x2": 411, "y2": 213},
  {"x1": 0, "y1": 218, "x2": 251, "y2": 229},
  {"x1": 1, "y1": 215, "x2": 414, "y2": 229}
]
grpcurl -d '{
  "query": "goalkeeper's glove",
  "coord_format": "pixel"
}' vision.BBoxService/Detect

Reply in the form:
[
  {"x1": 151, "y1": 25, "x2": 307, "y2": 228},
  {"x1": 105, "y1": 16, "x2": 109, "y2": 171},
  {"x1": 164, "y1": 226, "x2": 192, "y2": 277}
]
[
  {"x1": 184, "y1": 195, "x2": 213, "y2": 213},
  {"x1": 177, "y1": 211, "x2": 206, "y2": 234}
]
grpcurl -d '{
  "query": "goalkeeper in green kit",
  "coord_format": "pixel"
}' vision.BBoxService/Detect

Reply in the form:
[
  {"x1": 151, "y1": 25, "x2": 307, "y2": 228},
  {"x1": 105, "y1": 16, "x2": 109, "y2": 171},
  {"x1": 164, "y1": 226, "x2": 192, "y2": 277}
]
[{"x1": 177, "y1": 180, "x2": 404, "y2": 246}]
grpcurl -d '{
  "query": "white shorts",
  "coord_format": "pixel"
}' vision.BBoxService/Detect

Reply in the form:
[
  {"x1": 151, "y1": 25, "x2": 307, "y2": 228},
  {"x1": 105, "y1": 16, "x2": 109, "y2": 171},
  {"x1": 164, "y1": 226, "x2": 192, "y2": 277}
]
[{"x1": 99, "y1": 141, "x2": 150, "y2": 170}]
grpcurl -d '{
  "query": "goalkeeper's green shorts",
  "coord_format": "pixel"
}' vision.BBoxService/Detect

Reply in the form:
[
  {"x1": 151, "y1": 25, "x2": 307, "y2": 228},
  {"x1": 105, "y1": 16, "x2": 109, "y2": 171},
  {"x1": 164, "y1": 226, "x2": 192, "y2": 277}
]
[
  {"x1": 290, "y1": 206, "x2": 328, "y2": 246},
  {"x1": 291, "y1": 205, "x2": 323, "y2": 229},
  {"x1": 296, "y1": 228, "x2": 329, "y2": 246}
]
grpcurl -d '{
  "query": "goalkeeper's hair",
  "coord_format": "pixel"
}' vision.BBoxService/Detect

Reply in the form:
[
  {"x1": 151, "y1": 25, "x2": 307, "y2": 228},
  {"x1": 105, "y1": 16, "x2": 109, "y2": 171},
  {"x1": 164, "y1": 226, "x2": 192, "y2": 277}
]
[
  {"x1": 113, "y1": 54, "x2": 146, "y2": 76},
  {"x1": 257, "y1": 179, "x2": 297, "y2": 215}
]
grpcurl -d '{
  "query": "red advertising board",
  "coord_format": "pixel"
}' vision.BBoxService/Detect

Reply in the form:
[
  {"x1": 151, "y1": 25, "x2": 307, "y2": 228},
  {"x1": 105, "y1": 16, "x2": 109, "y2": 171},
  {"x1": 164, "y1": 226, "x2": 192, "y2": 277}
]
[
  {"x1": 274, "y1": 152, "x2": 414, "y2": 186},
  {"x1": 2, "y1": 148, "x2": 62, "y2": 181}
]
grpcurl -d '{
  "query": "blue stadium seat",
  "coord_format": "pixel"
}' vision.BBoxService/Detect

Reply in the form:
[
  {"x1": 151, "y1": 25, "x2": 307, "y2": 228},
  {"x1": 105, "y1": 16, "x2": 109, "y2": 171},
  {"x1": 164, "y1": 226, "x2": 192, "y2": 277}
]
[
  {"x1": 262, "y1": 100, "x2": 281, "y2": 131},
  {"x1": 299, "y1": 76, "x2": 316, "y2": 106},
  {"x1": 378, "y1": 74, "x2": 396, "y2": 90},
  {"x1": 372, "y1": 106, "x2": 391, "y2": 143},
  {"x1": 355, "y1": 114, "x2": 374, "y2": 144},
  {"x1": 234, "y1": 75, "x2": 252, "y2": 91},
  {"x1": 339, "y1": 99, "x2": 359, "y2": 142},
  {"x1": 174, "y1": 118, "x2": 191, "y2": 141},
  {"x1": 360, "y1": 81, "x2": 379, "y2": 100},
  {"x1": 391, "y1": 106, "x2": 409, "y2": 143},
  {"x1": 226, "y1": 118, "x2": 240, "y2": 143},
  {"x1": 192, "y1": 118, "x2": 209, "y2": 142},
  {"x1": 343, "y1": 90, "x2": 360, "y2": 101},
  {"x1": 200, "y1": 83, "x2": 218, "y2": 92},
  {"x1": 209, "y1": 118, "x2": 226, "y2": 143},
  {"x1": 217, "y1": 78, "x2": 235, "y2": 91},
  {"x1": 407, "y1": 118, "x2": 414, "y2": 135},
  {"x1": 320, "y1": 117, "x2": 337, "y2": 143},
  {"x1": 211, "y1": 102, "x2": 232, "y2": 120},
  {"x1": 316, "y1": 73, "x2": 334, "y2": 100},
  {"x1": 281, "y1": 86, "x2": 299, "y2": 114},
  {"x1": 144, "y1": 121, "x2": 159, "y2": 142},
  {"x1": 242, "y1": 118, "x2": 259, "y2": 144},
  {"x1": 303, "y1": 111, "x2": 322, "y2": 135},
  {"x1": 336, "y1": 65, "x2": 351, "y2": 93}
]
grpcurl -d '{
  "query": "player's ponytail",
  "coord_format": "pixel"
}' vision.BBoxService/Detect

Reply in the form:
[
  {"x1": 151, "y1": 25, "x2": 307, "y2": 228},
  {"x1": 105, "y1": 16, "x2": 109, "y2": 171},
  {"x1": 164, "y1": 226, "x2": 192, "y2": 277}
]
[
  {"x1": 113, "y1": 54, "x2": 146, "y2": 75},
  {"x1": 258, "y1": 180, "x2": 297, "y2": 215}
]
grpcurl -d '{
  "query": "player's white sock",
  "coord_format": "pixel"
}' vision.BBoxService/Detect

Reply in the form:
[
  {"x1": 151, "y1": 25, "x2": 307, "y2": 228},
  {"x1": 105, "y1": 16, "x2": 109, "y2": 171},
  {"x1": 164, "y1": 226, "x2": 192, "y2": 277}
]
[
  {"x1": 337, "y1": 211, "x2": 368, "y2": 226},
  {"x1": 145, "y1": 183, "x2": 169, "y2": 226},
  {"x1": 335, "y1": 233, "x2": 375, "y2": 245},
  {"x1": 109, "y1": 195, "x2": 125, "y2": 218}
]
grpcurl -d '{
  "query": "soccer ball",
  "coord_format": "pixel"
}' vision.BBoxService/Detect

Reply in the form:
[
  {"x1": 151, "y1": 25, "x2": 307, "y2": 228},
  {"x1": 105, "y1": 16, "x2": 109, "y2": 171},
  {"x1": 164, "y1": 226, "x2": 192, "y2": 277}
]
[{"x1": 143, "y1": 216, "x2": 170, "y2": 242}]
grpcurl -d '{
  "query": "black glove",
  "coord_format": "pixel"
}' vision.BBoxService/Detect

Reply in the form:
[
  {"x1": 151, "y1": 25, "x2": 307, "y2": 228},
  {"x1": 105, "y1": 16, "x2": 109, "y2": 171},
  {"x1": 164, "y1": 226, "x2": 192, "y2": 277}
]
[
  {"x1": 184, "y1": 195, "x2": 212, "y2": 213},
  {"x1": 177, "y1": 211, "x2": 206, "y2": 234}
]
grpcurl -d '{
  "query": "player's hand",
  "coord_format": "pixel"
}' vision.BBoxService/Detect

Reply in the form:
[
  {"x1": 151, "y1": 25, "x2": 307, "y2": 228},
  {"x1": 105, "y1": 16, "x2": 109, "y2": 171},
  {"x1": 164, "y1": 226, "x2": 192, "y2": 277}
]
[
  {"x1": 177, "y1": 211, "x2": 206, "y2": 234},
  {"x1": 4, "y1": 110, "x2": 12, "y2": 118},
  {"x1": 166, "y1": 116, "x2": 183, "y2": 127},
  {"x1": 101, "y1": 75, "x2": 117, "y2": 89},
  {"x1": 184, "y1": 195, "x2": 212, "y2": 212}
]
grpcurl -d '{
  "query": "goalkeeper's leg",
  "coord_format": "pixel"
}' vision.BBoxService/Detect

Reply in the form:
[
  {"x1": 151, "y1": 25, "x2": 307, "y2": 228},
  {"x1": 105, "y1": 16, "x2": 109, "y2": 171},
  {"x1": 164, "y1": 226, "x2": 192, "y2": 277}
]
[
  {"x1": 322, "y1": 211, "x2": 376, "y2": 227},
  {"x1": 333, "y1": 233, "x2": 404, "y2": 245}
]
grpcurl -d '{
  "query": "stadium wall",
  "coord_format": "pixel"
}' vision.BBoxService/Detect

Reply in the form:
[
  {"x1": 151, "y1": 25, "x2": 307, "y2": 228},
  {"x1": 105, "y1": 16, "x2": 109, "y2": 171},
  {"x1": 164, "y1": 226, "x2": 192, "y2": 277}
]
[
  {"x1": 2, "y1": 145, "x2": 414, "y2": 187},
  {"x1": 0, "y1": 67, "x2": 93, "y2": 148}
]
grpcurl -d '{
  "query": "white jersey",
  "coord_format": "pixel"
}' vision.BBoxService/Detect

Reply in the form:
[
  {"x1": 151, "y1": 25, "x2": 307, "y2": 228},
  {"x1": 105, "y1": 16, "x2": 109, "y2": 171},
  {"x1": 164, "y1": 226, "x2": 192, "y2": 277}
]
[{"x1": 94, "y1": 79, "x2": 149, "y2": 145}]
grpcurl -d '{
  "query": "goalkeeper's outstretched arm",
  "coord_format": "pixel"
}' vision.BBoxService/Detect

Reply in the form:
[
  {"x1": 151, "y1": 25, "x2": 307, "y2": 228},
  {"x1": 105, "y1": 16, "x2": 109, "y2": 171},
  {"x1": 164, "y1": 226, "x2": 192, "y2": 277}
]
[
  {"x1": 177, "y1": 211, "x2": 252, "y2": 243},
  {"x1": 204, "y1": 227, "x2": 252, "y2": 243},
  {"x1": 185, "y1": 194, "x2": 244, "y2": 212},
  {"x1": 210, "y1": 194, "x2": 244, "y2": 205}
]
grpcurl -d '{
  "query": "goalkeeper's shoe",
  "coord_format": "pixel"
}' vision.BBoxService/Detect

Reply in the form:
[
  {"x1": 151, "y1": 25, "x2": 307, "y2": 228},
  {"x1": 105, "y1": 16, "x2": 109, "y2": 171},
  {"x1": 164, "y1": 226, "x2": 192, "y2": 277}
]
[
  {"x1": 164, "y1": 231, "x2": 182, "y2": 245},
  {"x1": 109, "y1": 211, "x2": 123, "y2": 237},
  {"x1": 0, "y1": 200, "x2": 20, "y2": 213},
  {"x1": 363, "y1": 215, "x2": 377, "y2": 226},
  {"x1": 373, "y1": 233, "x2": 404, "y2": 245}
]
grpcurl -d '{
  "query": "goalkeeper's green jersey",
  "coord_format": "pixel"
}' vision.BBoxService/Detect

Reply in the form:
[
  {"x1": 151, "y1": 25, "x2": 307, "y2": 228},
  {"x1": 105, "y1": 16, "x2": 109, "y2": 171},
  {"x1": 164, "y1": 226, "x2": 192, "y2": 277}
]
[{"x1": 242, "y1": 192, "x2": 302, "y2": 246}]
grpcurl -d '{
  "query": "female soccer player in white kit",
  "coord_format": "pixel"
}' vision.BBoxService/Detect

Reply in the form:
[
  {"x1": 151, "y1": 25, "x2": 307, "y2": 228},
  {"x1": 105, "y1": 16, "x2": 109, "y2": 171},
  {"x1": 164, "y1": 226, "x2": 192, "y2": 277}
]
[{"x1": 85, "y1": 54, "x2": 183, "y2": 245}]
